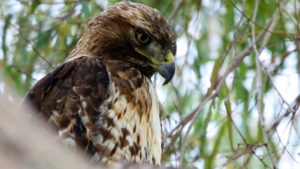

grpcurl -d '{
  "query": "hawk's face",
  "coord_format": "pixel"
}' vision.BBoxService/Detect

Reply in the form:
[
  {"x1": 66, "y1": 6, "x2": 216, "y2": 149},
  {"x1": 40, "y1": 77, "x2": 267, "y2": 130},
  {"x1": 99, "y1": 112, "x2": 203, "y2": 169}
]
[{"x1": 73, "y1": 1, "x2": 176, "y2": 84}]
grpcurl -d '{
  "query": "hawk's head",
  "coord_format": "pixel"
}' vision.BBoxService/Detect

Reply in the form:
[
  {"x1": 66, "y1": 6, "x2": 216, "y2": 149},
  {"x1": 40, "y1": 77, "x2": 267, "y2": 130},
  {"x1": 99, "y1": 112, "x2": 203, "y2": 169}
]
[{"x1": 69, "y1": 1, "x2": 176, "y2": 84}]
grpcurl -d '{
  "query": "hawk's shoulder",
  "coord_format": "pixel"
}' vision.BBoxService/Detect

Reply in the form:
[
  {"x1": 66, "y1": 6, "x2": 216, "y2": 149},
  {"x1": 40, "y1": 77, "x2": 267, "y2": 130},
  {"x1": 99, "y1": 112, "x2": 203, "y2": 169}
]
[{"x1": 25, "y1": 57, "x2": 110, "y2": 116}]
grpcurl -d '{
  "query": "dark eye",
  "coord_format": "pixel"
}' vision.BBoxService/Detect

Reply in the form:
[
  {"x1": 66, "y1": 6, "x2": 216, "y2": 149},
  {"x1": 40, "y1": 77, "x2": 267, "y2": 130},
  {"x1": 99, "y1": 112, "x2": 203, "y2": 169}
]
[{"x1": 135, "y1": 30, "x2": 151, "y2": 45}]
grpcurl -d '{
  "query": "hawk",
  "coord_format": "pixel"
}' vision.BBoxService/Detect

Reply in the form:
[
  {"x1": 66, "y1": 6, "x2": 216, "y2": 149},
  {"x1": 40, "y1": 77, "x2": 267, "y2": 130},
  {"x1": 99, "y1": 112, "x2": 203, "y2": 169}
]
[{"x1": 24, "y1": 1, "x2": 176, "y2": 166}]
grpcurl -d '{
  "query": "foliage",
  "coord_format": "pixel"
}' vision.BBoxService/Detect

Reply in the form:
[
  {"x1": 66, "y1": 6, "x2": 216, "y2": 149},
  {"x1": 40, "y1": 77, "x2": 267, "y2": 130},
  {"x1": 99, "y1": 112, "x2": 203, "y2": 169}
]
[{"x1": 1, "y1": 0, "x2": 300, "y2": 168}]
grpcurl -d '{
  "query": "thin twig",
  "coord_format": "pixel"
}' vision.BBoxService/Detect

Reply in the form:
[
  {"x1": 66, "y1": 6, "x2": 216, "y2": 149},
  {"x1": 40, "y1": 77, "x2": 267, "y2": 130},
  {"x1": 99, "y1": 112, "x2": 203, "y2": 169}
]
[
  {"x1": 251, "y1": 0, "x2": 279, "y2": 168},
  {"x1": 10, "y1": 24, "x2": 54, "y2": 69},
  {"x1": 168, "y1": 0, "x2": 185, "y2": 23},
  {"x1": 224, "y1": 100, "x2": 247, "y2": 144}
]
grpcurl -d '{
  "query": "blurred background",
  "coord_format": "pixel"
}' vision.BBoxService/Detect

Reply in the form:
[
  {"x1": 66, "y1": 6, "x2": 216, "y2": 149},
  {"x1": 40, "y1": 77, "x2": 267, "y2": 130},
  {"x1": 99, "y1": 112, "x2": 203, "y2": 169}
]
[{"x1": 0, "y1": 0, "x2": 299, "y2": 168}]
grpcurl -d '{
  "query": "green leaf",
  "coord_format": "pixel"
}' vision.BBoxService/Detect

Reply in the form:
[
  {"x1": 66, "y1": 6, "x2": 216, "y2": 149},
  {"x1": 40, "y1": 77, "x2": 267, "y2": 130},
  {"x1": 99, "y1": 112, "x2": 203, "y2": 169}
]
[
  {"x1": 210, "y1": 56, "x2": 225, "y2": 87},
  {"x1": 30, "y1": 0, "x2": 41, "y2": 13},
  {"x1": 2, "y1": 14, "x2": 12, "y2": 62}
]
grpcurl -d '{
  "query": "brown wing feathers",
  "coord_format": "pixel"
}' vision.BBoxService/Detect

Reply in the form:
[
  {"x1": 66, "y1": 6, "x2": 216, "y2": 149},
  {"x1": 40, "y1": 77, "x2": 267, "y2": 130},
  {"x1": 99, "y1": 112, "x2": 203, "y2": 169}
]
[{"x1": 25, "y1": 57, "x2": 110, "y2": 154}]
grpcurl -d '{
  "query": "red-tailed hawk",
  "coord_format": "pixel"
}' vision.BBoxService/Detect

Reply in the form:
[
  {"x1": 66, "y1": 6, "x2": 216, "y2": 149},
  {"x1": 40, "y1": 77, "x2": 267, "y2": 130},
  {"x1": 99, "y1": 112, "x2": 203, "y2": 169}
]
[{"x1": 24, "y1": 1, "x2": 176, "y2": 166}]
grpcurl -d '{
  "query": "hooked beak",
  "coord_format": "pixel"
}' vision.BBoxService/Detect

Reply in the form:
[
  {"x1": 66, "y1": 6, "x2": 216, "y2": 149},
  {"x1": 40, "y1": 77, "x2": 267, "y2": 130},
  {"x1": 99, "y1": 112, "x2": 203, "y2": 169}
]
[{"x1": 158, "y1": 52, "x2": 175, "y2": 85}]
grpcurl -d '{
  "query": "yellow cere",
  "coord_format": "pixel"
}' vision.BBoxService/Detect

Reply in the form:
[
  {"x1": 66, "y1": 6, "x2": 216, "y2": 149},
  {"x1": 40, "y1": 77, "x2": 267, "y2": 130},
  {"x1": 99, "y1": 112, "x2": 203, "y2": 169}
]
[{"x1": 164, "y1": 51, "x2": 174, "y2": 63}]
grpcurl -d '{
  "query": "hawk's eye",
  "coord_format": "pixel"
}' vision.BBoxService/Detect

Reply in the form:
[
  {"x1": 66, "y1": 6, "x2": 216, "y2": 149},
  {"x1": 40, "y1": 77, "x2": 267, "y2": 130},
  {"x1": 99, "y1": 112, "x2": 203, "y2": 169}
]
[{"x1": 135, "y1": 30, "x2": 151, "y2": 45}]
